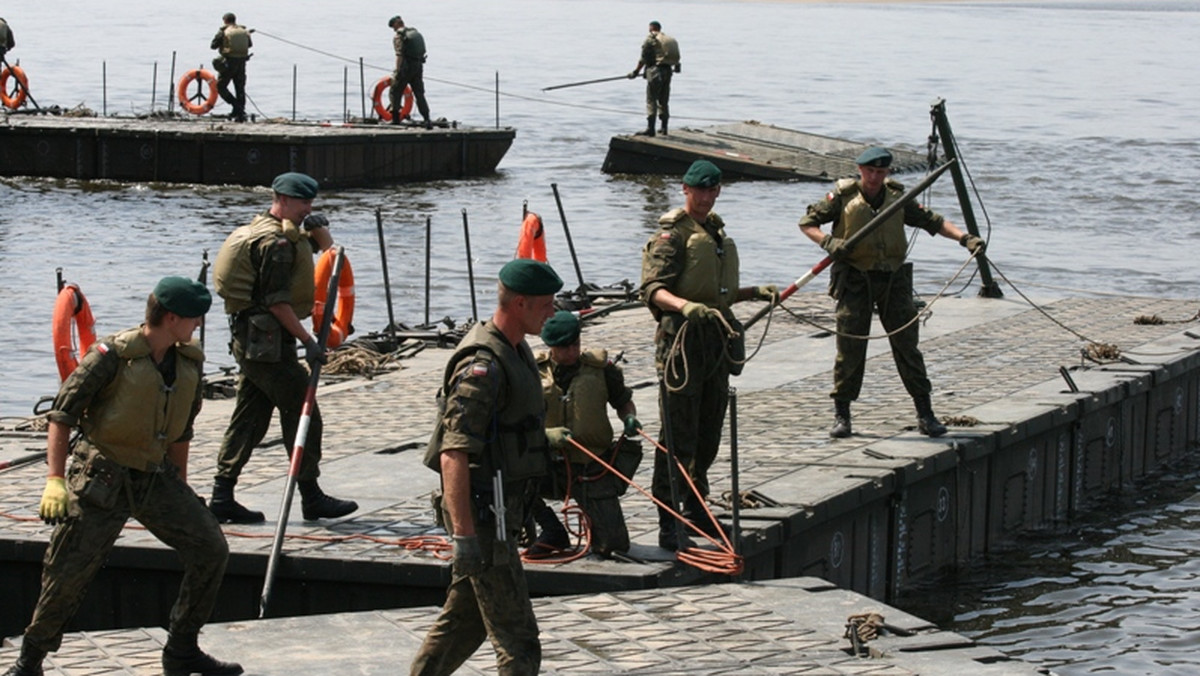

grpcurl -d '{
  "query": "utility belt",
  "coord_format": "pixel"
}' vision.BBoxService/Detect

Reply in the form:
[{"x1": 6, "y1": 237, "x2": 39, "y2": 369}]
[
  {"x1": 230, "y1": 309, "x2": 289, "y2": 362},
  {"x1": 68, "y1": 443, "x2": 166, "y2": 513}
]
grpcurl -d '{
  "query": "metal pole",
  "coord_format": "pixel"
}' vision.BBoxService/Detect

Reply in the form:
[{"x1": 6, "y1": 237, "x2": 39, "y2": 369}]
[
  {"x1": 375, "y1": 208, "x2": 396, "y2": 338},
  {"x1": 343, "y1": 67, "x2": 348, "y2": 123},
  {"x1": 495, "y1": 71, "x2": 500, "y2": 129},
  {"x1": 359, "y1": 58, "x2": 366, "y2": 121},
  {"x1": 930, "y1": 98, "x2": 1002, "y2": 298},
  {"x1": 168, "y1": 51, "x2": 177, "y2": 114},
  {"x1": 424, "y1": 215, "x2": 432, "y2": 326},
  {"x1": 549, "y1": 183, "x2": 587, "y2": 292},
  {"x1": 103, "y1": 61, "x2": 107, "y2": 117},
  {"x1": 197, "y1": 250, "x2": 210, "y2": 351},
  {"x1": 260, "y1": 247, "x2": 344, "y2": 618},
  {"x1": 729, "y1": 387, "x2": 741, "y2": 564},
  {"x1": 461, "y1": 209, "x2": 478, "y2": 322},
  {"x1": 151, "y1": 62, "x2": 158, "y2": 111},
  {"x1": 292, "y1": 65, "x2": 297, "y2": 121}
]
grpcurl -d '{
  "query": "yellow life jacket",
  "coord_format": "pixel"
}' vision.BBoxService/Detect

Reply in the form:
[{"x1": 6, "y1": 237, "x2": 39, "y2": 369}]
[
  {"x1": 222, "y1": 25, "x2": 251, "y2": 58},
  {"x1": 833, "y1": 178, "x2": 909, "y2": 272},
  {"x1": 655, "y1": 32, "x2": 680, "y2": 66},
  {"x1": 213, "y1": 213, "x2": 315, "y2": 317},
  {"x1": 539, "y1": 349, "x2": 613, "y2": 464},
  {"x1": 658, "y1": 208, "x2": 740, "y2": 312},
  {"x1": 81, "y1": 328, "x2": 203, "y2": 471}
]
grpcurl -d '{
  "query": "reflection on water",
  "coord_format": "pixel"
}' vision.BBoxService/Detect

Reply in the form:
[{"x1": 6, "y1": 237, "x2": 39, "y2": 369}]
[{"x1": 897, "y1": 459, "x2": 1200, "y2": 675}]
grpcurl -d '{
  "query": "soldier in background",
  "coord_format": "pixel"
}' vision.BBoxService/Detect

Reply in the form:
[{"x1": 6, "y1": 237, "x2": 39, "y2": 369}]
[
  {"x1": 388, "y1": 15, "x2": 432, "y2": 129},
  {"x1": 211, "y1": 12, "x2": 251, "y2": 122},
  {"x1": 629, "y1": 20, "x2": 680, "y2": 137},
  {"x1": 2, "y1": 278, "x2": 242, "y2": 676},
  {"x1": 410, "y1": 259, "x2": 563, "y2": 676}
]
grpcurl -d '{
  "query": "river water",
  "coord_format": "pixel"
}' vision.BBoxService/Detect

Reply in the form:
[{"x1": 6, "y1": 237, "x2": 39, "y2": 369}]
[{"x1": 2, "y1": 0, "x2": 1199, "y2": 672}]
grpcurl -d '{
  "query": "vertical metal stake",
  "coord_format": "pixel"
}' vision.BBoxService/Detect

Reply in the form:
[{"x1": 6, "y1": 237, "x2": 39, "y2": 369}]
[
  {"x1": 495, "y1": 71, "x2": 500, "y2": 129},
  {"x1": 151, "y1": 62, "x2": 158, "y2": 111},
  {"x1": 462, "y1": 209, "x2": 478, "y2": 322},
  {"x1": 549, "y1": 183, "x2": 587, "y2": 293},
  {"x1": 375, "y1": 208, "x2": 396, "y2": 338},
  {"x1": 291, "y1": 65, "x2": 297, "y2": 121},
  {"x1": 168, "y1": 52, "x2": 177, "y2": 114},
  {"x1": 729, "y1": 386, "x2": 741, "y2": 565},
  {"x1": 424, "y1": 215, "x2": 432, "y2": 326},
  {"x1": 343, "y1": 67, "x2": 348, "y2": 123},
  {"x1": 103, "y1": 61, "x2": 107, "y2": 117},
  {"x1": 359, "y1": 58, "x2": 366, "y2": 121}
]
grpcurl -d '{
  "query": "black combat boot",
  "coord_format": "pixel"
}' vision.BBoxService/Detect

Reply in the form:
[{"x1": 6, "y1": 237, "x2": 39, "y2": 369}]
[
  {"x1": 683, "y1": 494, "x2": 728, "y2": 540},
  {"x1": 528, "y1": 499, "x2": 569, "y2": 554},
  {"x1": 914, "y1": 395, "x2": 947, "y2": 437},
  {"x1": 299, "y1": 480, "x2": 358, "y2": 520},
  {"x1": 390, "y1": 107, "x2": 401, "y2": 125},
  {"x1": 636, "y1": 116, "x2": 656, "y2": 137},
  {"x1": 659, "y1": 115, "x2": 669, "y2": 135},
  {"x1": 209, "y1": 477, "x2": 265, "y2": 524},
  {"x1": 162, "y1": 632, "x2": 242, "y2": 676},
  {"x1": 830, "y1": 400, "x2": 852, "y2": 439},
  {"x1": 657, "y1": 506, "x2": 695, "y2": 552},
  {"x1": 2, "y1": 642, "x2": 46, "y2": 676}
]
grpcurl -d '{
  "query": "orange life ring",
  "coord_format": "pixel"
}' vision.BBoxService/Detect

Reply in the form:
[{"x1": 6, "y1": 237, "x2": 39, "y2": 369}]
[
  {"x1": 177, "y1": 69, "x2": 218, "y2": 115},
  {"x1": 0, "y1": 64, "x2": 29, "y2": 110},
  {"x1": 313, "y1": 250, "x2": 355, "y2": 349},
  {"x1": 371, "y1": 77, "x2": 413, "y2": 123},
  {"x1": 516, "y1": 211, "x2": 548, "y2": 262},
  {"x1": 52, "y1": 284, "x2": 97, "y2": 381}
]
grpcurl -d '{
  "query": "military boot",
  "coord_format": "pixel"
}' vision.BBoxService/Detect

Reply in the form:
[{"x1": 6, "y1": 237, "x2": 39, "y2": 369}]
[
  {"x1": 390, "y1": 107, "x2": 401, "y2": 125},
  {"x1": 656, "y1": 506, "x2": 695, "y2": 552},
  {"x1": 299, "y1": 480, "x2": 358, "y2": 520},
  {"x1": 2, "y1": 642, "x2": 46, "y2": 676},
  {"x1": 528, "y1": 499, "x2": 569, "y2": 554},
  {"x1": 659, "y1": 115, "x2": 669, "y2": 135},
  {"x1": 914, "y1": 395, "x2": 947, "y2": 437},
  {"x1": 830, "y1": 400, "x2": 852, "y2": 438},
  {"x1": 636, "y1": 116, "x2": 656, "y2": 137},
  {"x1": 162, "y1": 632, "x2": 242, "y2": 676},
  {"x1": 209, "y1": 477, "x2": 264, "y2": 524}
]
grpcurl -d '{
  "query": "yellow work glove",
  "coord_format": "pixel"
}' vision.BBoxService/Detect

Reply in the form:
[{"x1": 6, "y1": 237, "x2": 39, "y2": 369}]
[
  {"x1": 755, "y1": 285, "x2": 779, "y2": 302},
  {"x1": 546, "y1": 427, "x2": 572, "y2": 450},
  {"x1": 680, "y1": 301, "x2": 712, "y2": 323},
  {"x1": 39, "y1": 477, "x2": 69, "y2": 525}
]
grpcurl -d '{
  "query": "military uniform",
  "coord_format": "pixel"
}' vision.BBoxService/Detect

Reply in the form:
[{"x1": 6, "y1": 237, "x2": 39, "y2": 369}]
[
  {"x1": 211, "y1": 20, "x2": 251, "y2": 121},
  {"x1": 0, "y1": 17, "x2": 14, "y2": 58},
  {"x1": 537, "y1": 348, "x2": 638, "y2": 556},
  {"x1": 389, "y1": 18, "x2": 431, "y2": 127},
  {"x1": 411, "y1": 321, "x2": 548, "y2": 676},
  {"x1": 634, "y1": 23, "x2": 680, "y2": 136},
  {"x1": 799, "y1": 176, "x2": 944, "y2": 410},
  {"x1": 19, "y1": 329, "x2": 226, "y2": 653},
  {"x1": 640, "y1": 203, "x2": 740, "y2": 538}
]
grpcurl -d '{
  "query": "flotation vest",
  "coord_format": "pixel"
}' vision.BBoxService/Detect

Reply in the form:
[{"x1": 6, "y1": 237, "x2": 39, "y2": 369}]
[
  {"x1": 213, "y1": 213, "x2": 315, "y2": 317},
  {"x1": 0, "y1": 17, "x2": 13, "y2": 50},
  {"x1": 426, "y1": 322, "x2": 549, "y2": 489},
  {"x1": 516, "y1": 211, "x2": 547, "y2": 262},
  {"x1": 539, "y1": 349, "x2": 614, "y2": 464},
  {"x1": 833, "y1": 178, "x2": 909, "y2": 272},
  {"x1": 657, "y1": 208, "x2": 740, "y2": 312},
  {"x1": 655, "y1": 32, "x2": 680, "y2": 66},
  {"x1": 400, "y1": 27, "x2": 426, "y2": 60},
  {"x1": 221, "y1": 25, "x2": 251, "y2": 58},
  {"x1": 80, "y1": 328, "x2": 203, "y2": 471}
]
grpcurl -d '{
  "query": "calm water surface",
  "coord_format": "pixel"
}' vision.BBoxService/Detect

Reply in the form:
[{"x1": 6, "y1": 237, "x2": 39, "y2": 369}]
[{"x1": 2, "y1": 1, "x2": 1199, "y2": 672}]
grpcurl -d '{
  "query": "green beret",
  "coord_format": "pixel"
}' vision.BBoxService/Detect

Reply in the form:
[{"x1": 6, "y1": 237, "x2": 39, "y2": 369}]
[
  {"x1": 855, "y1": 147, "x2": 893, "y2": 168},
  {"x1": 683, "y1": 159, "x2": 721, "y2": 188},
  {"x1": 499, "y1": 259, "x2": 564, "y2": 296},
  {"x1": 541, "y1": 310, "x2": 580, "y2": 347},
  {"x1": 271, "y1": 172, "x2": 319, "y2": 199},
  {"x1": 388, "y1": 15, "x2": 403, "y2": 28},
  {"x1": 649, "y1": 20, "x2": 661, "y2": 30},
  {"x1": 154, "y1": 276, "x2": 212, "y2": 318}
]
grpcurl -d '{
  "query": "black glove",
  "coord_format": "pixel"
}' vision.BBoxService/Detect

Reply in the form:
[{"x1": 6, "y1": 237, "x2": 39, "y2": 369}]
[
  {"x1": 959, "y1": 233, "x2": 986, "y2": 254},
  {"x1": 303, "y1": 338, "x2": 327, "y2": 367},
  {"x1": 627, "y1": 71, "x2": 638, "y2": 79},
  {"x1": 820, "y1": 234, "x2": 850, "y2": 261},
  {"x1": 673, "y1": 63, "x2": 682, "y2": 74},
  {"x1": 453, "y1": 535, "x2": 485, "y2": 576},
  {"x1": 302, "y1": 214, "x2": 329, "y2": 231}
]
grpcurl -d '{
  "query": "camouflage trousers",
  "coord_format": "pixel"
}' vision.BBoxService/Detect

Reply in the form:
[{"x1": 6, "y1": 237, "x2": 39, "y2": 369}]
[
  {"x1": 645, "y1": 65, "x2": 673, "y2": 118},
  {"x1": 832, "y1": 264, "x2": 932, "y2": 402},
  {"x1": 22, "y1": 448, "x2": 229, "y2": 652},
  {"x1": 410, "y1": 522, "x2": 540, "y2": 676}
]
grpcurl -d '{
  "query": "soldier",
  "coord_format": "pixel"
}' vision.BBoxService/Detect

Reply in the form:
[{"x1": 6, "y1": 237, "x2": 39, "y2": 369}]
[
  {"x1": 2, "y1": 278, "x2": 242, "y2": 676},
  {"x1": 628, "y1": 20, "x2": 680, "y2": 137},
  {"x1": 640, "y1": 159, "x2": 777, "y2": 550},
  {"x1": 0, "y1": 16, "x2": 14, "y2": 60},
  {"x1": 209, "y1": 172, "x2": 357, "y2": 524},
  {"x1": 410, "y1": 259, "x2": 563, "y2": 676},
  {"x1": 387, "y1": 15, "x2": 432, "y2": 129},
  {"x1": 798, "y1": 147, "x2": 986, "y2": 438},
  {"x1": 529, "y1": 311, "x2": 641, "y2": 558},
  {"x1": 210, "y1": 12, "x2": 251, "y2": 122}
]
